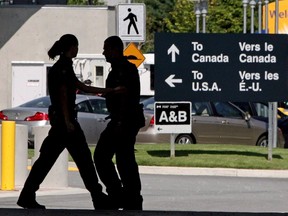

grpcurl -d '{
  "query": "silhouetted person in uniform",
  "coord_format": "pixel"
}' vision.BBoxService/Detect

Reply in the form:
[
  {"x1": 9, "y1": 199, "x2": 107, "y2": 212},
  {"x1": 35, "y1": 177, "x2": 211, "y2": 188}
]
[
  {"x1": 94, "y1": 36, "x2": 145, "y2": 210},
  {"x1": 17, "y1": 34, "x2": 119, "y2": 210},
  {"x1": 123, "y1": 8, "x2": 139, "y2": 35}
]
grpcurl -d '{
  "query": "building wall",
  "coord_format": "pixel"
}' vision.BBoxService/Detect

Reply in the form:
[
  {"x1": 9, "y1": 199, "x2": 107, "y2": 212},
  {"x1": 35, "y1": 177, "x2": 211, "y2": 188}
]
[{"x1": 0, "y1": 5, "x2": 116, "y2": 110}]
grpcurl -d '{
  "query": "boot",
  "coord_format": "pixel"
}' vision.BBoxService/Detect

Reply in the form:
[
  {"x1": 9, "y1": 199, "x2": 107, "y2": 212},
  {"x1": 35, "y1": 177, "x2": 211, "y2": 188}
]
[
  {"x1": 17, "y1": 190, "x2": 45, "y2": 209},
  {"x1": 123, "y1": 195, "x2": 143, "y2": 210},
  {"x1": 92, "y1": 192, "x2": 114, "y2": 210}
]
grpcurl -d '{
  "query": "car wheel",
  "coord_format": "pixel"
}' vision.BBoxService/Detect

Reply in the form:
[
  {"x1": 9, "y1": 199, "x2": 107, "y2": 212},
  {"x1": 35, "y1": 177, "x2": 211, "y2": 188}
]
[
  {"x1": 256, "y1": 136, "x2": 268, "y2": 147},
  {"x1": 175, "y1": 134, "x2": 194, "y2": 144}
]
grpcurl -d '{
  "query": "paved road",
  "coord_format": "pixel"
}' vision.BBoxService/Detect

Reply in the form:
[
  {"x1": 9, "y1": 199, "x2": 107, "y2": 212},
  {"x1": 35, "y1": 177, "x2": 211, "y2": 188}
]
[{"x1": 0, "y1": 167, "x2": 288, "y2": 214}]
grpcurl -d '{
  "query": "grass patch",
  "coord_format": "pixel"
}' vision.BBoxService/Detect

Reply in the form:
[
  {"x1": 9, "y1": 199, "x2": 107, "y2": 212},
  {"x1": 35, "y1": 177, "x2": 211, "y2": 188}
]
[{"x1": 28, "y1": 143, "x2": 288, "y2": 170}]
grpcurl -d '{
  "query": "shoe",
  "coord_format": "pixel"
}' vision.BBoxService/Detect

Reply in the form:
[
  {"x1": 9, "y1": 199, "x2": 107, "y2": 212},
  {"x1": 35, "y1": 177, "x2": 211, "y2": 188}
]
[
  {"x1": 17, "y1": 199, "x2": 46, "y2": 209},
  {"x1": 122, "y1": 195, "x2": 143, "y2": 210},
  {"x1": 93, "y1": 192, "x2": 115, "y2": 210}
]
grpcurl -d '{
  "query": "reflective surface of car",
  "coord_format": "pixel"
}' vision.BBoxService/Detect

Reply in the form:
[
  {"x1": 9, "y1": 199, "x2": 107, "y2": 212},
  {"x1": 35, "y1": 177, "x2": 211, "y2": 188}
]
[
  {"x1": 136, "y1": 97, "x2": 285, "y2": 148},
  {"x1": 0, "y1": 95, "x2": 109, "y2": 148},
  {"x1": 232, "y1": 102, "x2": 288, "y2": 148}
]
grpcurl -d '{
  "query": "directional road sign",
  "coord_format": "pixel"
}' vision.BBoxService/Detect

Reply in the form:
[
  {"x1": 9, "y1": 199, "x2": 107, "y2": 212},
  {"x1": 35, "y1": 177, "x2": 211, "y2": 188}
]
[
  {"x1": 154, "y1": 33, "x2": 288, "y2": 102},
  {"x1": 154, "y1": 102, "x2": 191, "y2": 134},
  {"x1": 124, "y1": 42, "x2": 145, "y2": 68},
  {"x1": 117, "y1": 3, "x2": 146, "y2": 42}
]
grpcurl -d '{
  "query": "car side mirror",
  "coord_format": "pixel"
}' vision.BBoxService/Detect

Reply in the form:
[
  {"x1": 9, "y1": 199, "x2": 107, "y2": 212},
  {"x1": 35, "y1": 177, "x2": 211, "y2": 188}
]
[{"x1": 244, "y1": 112, "x2": 251, "y2": 121}]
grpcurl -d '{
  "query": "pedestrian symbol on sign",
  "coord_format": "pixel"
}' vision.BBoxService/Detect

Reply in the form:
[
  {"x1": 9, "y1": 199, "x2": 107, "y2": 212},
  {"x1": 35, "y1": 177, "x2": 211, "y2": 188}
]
[{"x1": 123, "y1": 8, "x2": 139, "y2": 35}]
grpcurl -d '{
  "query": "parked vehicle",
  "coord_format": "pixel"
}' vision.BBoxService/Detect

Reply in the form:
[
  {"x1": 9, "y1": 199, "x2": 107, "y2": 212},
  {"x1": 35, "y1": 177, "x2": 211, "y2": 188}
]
[
  {"x1": 0, "y1": 95, "x2": 109, "y2": 148},
  {"x1": 232, "y1": 102, "x2": 288, "y2": 148},
  {"x1": 136, "y1": 97, "x2": 285, "y2": 148}
]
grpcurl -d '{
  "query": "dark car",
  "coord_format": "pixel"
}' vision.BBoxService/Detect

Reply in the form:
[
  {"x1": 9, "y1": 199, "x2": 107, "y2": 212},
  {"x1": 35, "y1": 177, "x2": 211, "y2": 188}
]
[{"x1": 232, "y1": 102, "x2": 288, "y2": 148}]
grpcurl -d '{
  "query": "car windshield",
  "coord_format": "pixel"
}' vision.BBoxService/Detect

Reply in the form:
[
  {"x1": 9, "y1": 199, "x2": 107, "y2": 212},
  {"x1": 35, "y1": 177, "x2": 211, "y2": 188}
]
[
  {"x1": 142, "y1": 97, "x2": 155, "y2": 110},
  {"x1": 19, "y1": 97, "x2": 51, "y2": 108}
]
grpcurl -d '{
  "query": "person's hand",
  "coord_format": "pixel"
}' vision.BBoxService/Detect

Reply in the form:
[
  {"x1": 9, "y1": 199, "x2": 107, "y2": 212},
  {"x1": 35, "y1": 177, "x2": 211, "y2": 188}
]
[
  {"x1": 66, "y1": 121, "x2": 75, "y2": 133},
  {"x1": 113, "y1": 86, "x2": 127, "y2": 93}
]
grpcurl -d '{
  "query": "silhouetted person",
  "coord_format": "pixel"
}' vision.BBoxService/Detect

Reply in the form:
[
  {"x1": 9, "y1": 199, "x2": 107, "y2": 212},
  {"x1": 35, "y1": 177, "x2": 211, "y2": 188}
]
[
  {"x1": 94, "y1": 36, "x2": 145, "y2": 210},
  {"x1": 123, "y1": 8, "x2": 139, "y2": 34},
  {"x1": 17, "y1": 34, "x2": 119, "y2": 210}
]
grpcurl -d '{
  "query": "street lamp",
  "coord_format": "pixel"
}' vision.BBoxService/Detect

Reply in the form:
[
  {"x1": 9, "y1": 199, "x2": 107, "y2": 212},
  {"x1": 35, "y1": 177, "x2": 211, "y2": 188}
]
[
  {"x1": 191, "y1": 0, "x2": 208, "y2": 33},
  {"x1": 257, "y1": 0, "x2": 262, "y2": 33},
  {"x1": 201, "y1": 0, "x2": 208, "y2": 33},
  {"x1": 250, "y1": 0, "x2": 256, "y2": 33},
  {"x1": 242, "y1": 0, "x2": 249, "y2": 33},
  {"x1": 193, "y1": 0, "x2": 201, "y2": 33}
]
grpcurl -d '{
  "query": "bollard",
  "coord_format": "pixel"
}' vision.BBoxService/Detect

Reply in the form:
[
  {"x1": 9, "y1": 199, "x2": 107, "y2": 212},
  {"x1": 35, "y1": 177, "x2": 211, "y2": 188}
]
[
  {"x1": 1, "y1": 121, "x2": 15, "y2": 190},
  {"x1": 15, "y1": 125, "x2": 28, "y2": 186},
  {"x1": 0, "y1": 124, "x2": 28, "y2": 188},
  {"x1": 32, "y1": 125, "x2": 68, "y2": 188}
]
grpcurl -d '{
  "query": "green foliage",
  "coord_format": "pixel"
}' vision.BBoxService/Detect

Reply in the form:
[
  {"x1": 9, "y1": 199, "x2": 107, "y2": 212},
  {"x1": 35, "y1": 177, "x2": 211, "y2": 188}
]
[
  {"x1": 164, "y1": 0, "x2": 196, "y2": 33},
  {"x1": 67, "y1": 0, "x2": 102, "y2": 5},
  {"x1": 138, "y1": 0, "x2": 261, "y2": 52},
  {"x1": 29, "y1": 143, "x2": 288, "y2": 169},
  {"x1": 66, "y1": 0, "x2": 263, "y2": 52},
  {"x1": 134, "y1": 0, "x2": 176, "y2": 52},
  {"x1": 134, "y1": 144, "x2": 288, "y2": 170}
]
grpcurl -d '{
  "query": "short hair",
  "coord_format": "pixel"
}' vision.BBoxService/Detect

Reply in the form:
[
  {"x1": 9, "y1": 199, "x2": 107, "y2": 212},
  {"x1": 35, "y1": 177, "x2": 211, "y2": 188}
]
[{"x1": 104, "y1": 36, "x2": 124, "y2": 52}]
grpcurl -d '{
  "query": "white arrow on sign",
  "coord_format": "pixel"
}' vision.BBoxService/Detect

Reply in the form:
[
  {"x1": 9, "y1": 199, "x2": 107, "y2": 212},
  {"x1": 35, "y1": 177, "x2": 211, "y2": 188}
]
[
  {"x1": 165, "y1": 74, "x2": 182, "y2": 87},
  {"x1": 167, "y1": 44, "x2": 179, "y2": 63}
]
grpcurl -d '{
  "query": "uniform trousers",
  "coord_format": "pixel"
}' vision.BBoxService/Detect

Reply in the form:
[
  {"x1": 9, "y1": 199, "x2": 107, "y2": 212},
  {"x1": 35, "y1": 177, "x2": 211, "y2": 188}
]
[
  {"x1": 94, "y1": 120, "x2": 143, "y2": 210},
  {"x1": 19, "y1": 121, "x2": 103, "y2": 203}
]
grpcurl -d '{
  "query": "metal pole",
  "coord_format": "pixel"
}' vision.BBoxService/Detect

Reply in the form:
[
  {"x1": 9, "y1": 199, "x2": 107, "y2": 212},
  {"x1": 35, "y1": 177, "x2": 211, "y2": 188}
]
[
  {"x1": 201, "y1": 0, "x2": 208, "y2": 33},
  {"x1": 170, "y1": 134, "x2": 175, "y2": 157},
  {"x1": 250, "y1": 0, "x2": 256, "y2": 33},
  {"x1": 272, "y1": 0, "x2": 279, "y2": 149},
  {"x1": 194, "y1": 0, "x2": 201, "y2": 33},
  {"x1": 268, "y1": 103, "x2": 273, "y2": 160},
  {"x1": 258, "y1": 0, "x2": 262, "y2": 33},
  {"x1": 275, "y1": 0, "x2": 279, "y2": 33},
  {"x1": 243, "y1": 0, "x2": 248, "y2": 33},
  {"x1": 265, "y1": 0, "x2": 269, "y2": 33},
  {"x1": 195, "y1": 10, "x2": 201, "y2": 33}
]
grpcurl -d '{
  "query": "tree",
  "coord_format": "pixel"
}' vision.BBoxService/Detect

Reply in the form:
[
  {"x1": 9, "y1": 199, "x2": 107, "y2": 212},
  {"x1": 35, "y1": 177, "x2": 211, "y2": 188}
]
[
  {"x1": 164, "y1": 0, "x2": 196, "y2": 33},
  {"x1": 134, "y1": 0, "x2": 176, "y2": 52},
  {"x1": 67, "y1": 0, "x2": 102, "y2": 5},
  {"x1": 164, "y1": 0, "x2": 251, "y2": 34}
]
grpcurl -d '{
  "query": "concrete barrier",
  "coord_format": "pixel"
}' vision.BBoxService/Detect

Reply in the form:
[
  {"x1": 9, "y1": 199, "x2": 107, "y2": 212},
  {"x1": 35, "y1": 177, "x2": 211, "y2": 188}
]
[{"x1": 32, "y1": 125, "x2": 68, "y2": 188}]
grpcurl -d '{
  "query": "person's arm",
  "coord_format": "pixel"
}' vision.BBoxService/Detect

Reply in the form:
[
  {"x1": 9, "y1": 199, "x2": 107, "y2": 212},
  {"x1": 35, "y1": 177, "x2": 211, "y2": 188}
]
[
  {"x1": 76, "y1": 79, "x2": 125, "y2": 94},
  {"x1": 59, "y1": 84, "x2": 75, "y2": 133}
]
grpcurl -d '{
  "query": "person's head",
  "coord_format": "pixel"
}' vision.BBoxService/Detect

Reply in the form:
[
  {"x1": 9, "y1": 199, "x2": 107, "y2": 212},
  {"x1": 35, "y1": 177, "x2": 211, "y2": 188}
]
[
  {"x1": 102, "y1": 36, "x2": 124, "y2": 63},
  {"x1": 48, "y1": 34, "x2": 79, "y2": 60}
]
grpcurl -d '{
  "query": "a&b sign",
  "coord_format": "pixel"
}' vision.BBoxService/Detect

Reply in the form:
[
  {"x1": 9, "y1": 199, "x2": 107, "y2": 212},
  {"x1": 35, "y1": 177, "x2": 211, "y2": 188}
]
[{"x1": 154, "y1": 102, "x2": 191, "y2": 134}]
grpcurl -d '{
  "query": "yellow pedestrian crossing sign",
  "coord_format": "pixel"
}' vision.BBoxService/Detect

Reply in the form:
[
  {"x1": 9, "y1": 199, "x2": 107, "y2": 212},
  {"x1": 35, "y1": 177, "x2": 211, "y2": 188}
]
[{"x1": 124, "y1": 43, "x2": 145, "y2": 68}]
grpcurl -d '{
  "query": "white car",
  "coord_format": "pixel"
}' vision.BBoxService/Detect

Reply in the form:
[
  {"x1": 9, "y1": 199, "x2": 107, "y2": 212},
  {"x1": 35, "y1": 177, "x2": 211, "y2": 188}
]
[{"x1": 0, "y1": 95, "x2": 109, "y2": 148}]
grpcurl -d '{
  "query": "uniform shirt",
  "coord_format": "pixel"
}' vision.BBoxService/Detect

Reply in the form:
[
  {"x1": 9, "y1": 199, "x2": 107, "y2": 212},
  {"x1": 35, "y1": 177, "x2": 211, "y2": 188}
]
[
  {"x1": 105, "y1": 56, "x2": 140, "y2": 123},
  {"x1": 48, "y1": 55, "x2": 78, "y2": 120}
]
